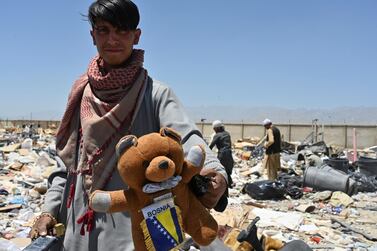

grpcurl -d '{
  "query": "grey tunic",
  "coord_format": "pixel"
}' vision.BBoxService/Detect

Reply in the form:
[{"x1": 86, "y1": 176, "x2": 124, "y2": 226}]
[{"x1": 42, "y1": 78, "x2": 227, "y2": 251}]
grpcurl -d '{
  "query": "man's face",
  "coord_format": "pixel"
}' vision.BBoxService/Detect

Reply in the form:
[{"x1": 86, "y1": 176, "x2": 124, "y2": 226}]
[{"x1": 90, "y1": 20, "x2": 141, "y2": 67}]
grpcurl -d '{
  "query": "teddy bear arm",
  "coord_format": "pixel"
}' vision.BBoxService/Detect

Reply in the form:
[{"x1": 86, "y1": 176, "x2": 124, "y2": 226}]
[
  {"x1": 184, "y1": 212, "x2": 218, "y2": 246},
  {"x1": 108, "y1": 190, "x2": 131, "y2": 212},
  {"x1": 183, "y1": 198, "x2": 218, "y2": 246},
  {"x1": 90, "y1": 190, "x2": 130, "y2": 213},
  {"x1": 181, "y1": 162, "x2": 202, "y2": 183}
]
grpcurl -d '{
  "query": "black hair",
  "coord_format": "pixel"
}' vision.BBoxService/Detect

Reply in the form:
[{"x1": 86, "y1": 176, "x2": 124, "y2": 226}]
[{"x1": 88, "y1": 0, "x2": 140, "y2": 30}]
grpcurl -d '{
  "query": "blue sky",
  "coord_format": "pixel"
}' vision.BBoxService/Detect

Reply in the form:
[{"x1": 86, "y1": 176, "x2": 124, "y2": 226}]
[{"x1": 1, "y1": 1, "x2": 376, "y2": 120}]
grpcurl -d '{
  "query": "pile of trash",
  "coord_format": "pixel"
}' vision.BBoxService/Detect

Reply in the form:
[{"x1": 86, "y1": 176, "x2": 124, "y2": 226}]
[
  {"x1": 1, "y1": 125, "x2": 377, "y2": 250},
  {"x1": 206, "y1": 139, "x2": 377, "y2": 250},
  {"x1": 0, "y1": 126, "x2": 58, "y2": 250}
]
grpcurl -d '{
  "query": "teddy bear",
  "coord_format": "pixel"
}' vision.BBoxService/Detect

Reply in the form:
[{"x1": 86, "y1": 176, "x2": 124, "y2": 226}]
[{"x1": 89, "y1": 127, "x2": 218, "y2": 251}]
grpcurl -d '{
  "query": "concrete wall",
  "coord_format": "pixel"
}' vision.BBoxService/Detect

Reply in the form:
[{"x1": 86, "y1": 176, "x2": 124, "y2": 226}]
[
  {"x1": 0, "y1": 120, "x2": 60, "y2": 129},
  {"x1": 1, "y1": 120, "x2": 376, "y2": 148},
  {"x1": 196, "y1": 122, "x2": 377, "y2": 148}
]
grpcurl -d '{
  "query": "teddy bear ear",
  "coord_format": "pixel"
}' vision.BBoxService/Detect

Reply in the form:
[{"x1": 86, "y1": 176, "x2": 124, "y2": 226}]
[
  {"x1": 160, "y1": 127, "x2": 182, "y2": 143},
  {"x1": 116, "y1": 135, "x2": 138, "y2": 158}
]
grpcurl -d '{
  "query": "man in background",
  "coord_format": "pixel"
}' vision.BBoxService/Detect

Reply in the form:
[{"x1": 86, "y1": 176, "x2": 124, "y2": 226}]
[
  {"x1": 262, "y1": 119, "x2": 281, "y2": 180},
  {"x1": 22, "y1": 124, "x2": 30, "y2": 138},
  {"x1": 210, "y1": 120, "x2": 234, "y2": 187}
]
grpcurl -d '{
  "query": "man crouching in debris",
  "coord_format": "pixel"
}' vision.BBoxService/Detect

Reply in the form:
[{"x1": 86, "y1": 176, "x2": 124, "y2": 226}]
[{"x1": 262, "y1": 119, "x2": 282, "y2": 180}]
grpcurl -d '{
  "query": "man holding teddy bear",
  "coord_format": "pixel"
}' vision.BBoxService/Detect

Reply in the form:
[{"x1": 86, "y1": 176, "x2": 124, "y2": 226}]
[{"x1": 29, "y1": 1, "x2": 228, "y2": 250}]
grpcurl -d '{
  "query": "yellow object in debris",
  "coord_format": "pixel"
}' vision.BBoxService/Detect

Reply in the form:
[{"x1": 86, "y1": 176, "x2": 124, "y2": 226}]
[
  {"x1": 241, "y1": 151, "x2": 251, "y2": 160},
  {"x1": 329, "y1": 191, "x2": 354, "y2": 208},
  {"x1": 0, "y1": 143, "x2": 21, "y2": 153},
  {"x1": 54, "y1": 223, "x2": 66, "y2": 237},
  {"x1": 224, "y1": 228, "x2": 253, "y2": 251},
  {"x1": 263, "y1": 235, "x2": 284, "y2": 251}
]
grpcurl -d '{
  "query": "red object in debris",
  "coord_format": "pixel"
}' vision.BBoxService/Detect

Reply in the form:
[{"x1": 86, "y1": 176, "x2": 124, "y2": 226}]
[
  {"x1": 310, "y1": 236, "x2": 321, "y2": 244},
  {"x1": 302, "y1": 187, "x2": 313, "y2": 193},
  {"x1": 2, "y1": 232, "x2": 15, "y2": 240},
  {"x1": 287, "y1": 203, "x2": 294, "y2": 210},
  {"x1": 318, "y1": 202, "x2": 326, "y2": 209}
]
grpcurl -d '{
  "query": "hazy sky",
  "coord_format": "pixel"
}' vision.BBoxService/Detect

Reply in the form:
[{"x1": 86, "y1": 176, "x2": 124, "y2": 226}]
[{"x1": 1, "y1": 1, "x2": 376, "y2": 120}]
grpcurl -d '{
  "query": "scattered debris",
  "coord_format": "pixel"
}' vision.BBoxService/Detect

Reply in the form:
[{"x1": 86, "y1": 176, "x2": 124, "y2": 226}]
[
  {"x1": 1, "y1": 124, "x2": 377, "y2": 250},
  {"x1": 0, "y1": 125, "x2": 57, "y2": 249}
]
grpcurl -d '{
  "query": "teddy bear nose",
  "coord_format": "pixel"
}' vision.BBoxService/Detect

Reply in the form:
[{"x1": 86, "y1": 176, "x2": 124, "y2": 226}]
[{"x1": 158, "y1": 160, "x2": 169, "y2": 169}]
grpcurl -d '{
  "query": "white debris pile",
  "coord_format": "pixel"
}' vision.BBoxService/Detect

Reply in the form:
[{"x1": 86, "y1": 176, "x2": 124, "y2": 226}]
[
  {"x1": 211, "y1": 143, "x2": 377, "y2": 250},
  {"x1": 0, "y1": 126, "x2": 57, "y2": 249}
]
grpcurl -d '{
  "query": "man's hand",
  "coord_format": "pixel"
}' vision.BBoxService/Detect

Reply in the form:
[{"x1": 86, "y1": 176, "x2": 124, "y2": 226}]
[
  {"x1": 197, "y1": 168, "x2": 227, "y2": 209},
  {"x1": 29, "y1": 214, "x2": 56, "y2": 240}
]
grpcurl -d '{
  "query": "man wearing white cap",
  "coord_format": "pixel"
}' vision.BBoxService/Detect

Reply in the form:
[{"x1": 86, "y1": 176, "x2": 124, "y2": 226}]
[
  {"x1": 210, "y1": 120, "x2": 234, "y2": 187},
  {"x1": 262, "y1": 119, "x2": 281, "y2": 180}
]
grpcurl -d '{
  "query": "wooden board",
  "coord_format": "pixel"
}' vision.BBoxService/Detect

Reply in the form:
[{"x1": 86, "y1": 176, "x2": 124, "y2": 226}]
[{"x1": 0, "y1": 204, "x2": 22, "y2": 212}]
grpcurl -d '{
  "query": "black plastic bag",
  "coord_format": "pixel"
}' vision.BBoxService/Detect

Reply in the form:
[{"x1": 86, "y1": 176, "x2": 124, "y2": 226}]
[
  {"x1": 349, "y1": 172, "x2": 377, "y2": 193},
  {"x1": 286, "y1": 186, "x2": 303, "y2": 199},
  {"x1": 278, "y1": 173, "x2": 303, "y2": 187},
  {"x1": 242, "y1": 181, "x2": 286, "y2": 200}
]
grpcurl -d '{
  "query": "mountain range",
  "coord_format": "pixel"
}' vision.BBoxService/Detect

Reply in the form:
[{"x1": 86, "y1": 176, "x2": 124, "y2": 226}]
[{"x1": 1, "y1": 106, "x2": 376, "y2": 125}]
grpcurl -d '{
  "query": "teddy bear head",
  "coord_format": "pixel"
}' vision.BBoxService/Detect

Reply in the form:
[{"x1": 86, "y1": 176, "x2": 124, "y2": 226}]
[{"x1": 115, "y1": 127, "x2": 185, "y2": 191}]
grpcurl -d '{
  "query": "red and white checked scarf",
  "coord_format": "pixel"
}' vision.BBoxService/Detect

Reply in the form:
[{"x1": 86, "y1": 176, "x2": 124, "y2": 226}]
[{"x1": 56, "y1": 49, "x2": 146, "y2": 191}]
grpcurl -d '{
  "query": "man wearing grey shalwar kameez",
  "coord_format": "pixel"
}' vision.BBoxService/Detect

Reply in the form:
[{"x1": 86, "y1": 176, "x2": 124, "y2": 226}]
[{"x1": 29, "y1": 1, "x2": 227, "y2": 250}]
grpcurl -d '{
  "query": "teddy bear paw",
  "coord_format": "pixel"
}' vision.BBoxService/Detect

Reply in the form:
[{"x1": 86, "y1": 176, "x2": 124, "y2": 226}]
[
  {"x1": 187, "y1": 145, "x2": 205, "y2": 168},
  {"x1": 90, "y1": 192, "x2": 111, "y2": 212}
]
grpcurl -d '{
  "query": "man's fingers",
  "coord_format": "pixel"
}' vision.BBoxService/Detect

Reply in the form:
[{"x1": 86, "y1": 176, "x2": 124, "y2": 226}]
[
  {"x1": 29, "y1": 229, "x2": 38, "y2": 240},
  {"x1": 211, "y1": 174, "x2": 226, "y2": 190},
  {"x1": 31, "y1": 216, "x2": 54, "y2": 239},
  {"x1": 38, "y1": 227, "x2": 48, "y2": 236},
  {"x1": 199, "y1": 179, "x2": 226, "y2": 208},
  {"x1": 196, "y1": 169, "x2": 228, "y2": 208}
]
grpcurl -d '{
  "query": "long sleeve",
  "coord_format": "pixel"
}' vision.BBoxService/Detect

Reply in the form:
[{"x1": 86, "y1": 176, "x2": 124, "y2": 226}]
[
  {"x1": 41, "y1": 156, "x2": 67, "y2": 217},
  {"x1": 153, "y1": 82, "x2": 227, "y2": 182},
  {"x1": 209, "y1": 134, "x2": 219, "y2": 150}
]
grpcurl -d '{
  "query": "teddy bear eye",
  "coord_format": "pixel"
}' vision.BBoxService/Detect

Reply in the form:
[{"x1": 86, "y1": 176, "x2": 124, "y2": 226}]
[{"x1": 143, "y1": 161, "x2": 150, "y2": 169}]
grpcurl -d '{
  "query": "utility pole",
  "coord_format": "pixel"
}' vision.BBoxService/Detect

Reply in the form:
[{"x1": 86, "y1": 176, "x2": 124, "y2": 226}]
[
  {"x1": 200, "y1": 118, "x2": 206, "y2": 135},
  {"x1": 311, "y1": 119, "x2": 318, "y2": 143},
  {"x1": 353, "y1": 128, "x2": 357, "y2": 162}
]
